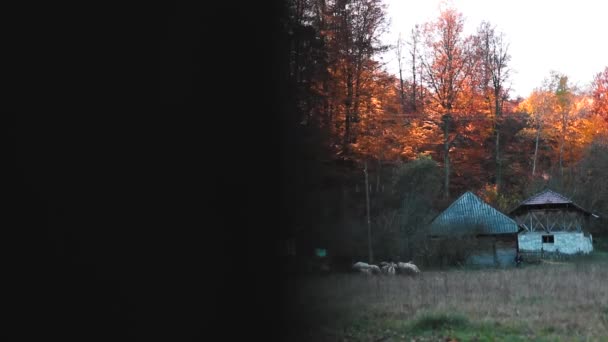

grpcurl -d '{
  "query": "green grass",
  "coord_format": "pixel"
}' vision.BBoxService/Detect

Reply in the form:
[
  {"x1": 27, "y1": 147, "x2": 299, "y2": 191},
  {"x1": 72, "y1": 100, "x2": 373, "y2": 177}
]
[
  {"x1": 409, "y1": 312, "x2": 469, "y2": 332},
  {"x1": 405, "y1": 312, "x2": 536, "y2": 341},
  {"x1": 314, "y1": 310, "x2": 568, "y2": 341}
]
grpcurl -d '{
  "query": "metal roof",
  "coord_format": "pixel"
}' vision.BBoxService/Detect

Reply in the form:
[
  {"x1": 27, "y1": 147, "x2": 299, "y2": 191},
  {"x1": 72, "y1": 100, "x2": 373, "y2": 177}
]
[
  {"x1": 521, "y1": 189, "x2": 572, "y2": 205},
  {"x1": 509, "y1": 189, "x2": 594, "y2": 216},
  {"x1": 429, "y1": 191, "x2": 518, "y2": 236}
]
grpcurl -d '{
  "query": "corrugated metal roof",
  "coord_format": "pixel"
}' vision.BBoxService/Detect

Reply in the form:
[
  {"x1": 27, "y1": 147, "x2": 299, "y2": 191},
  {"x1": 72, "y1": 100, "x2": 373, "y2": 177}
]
[
  {"x1": 520, "y1": 189, "x2": 572, "y2": 205},
  {"x1": 509, "y1": 189, "x2": 593, "y2": 216},
  {"x1": 429, "y1": 191, "x2": 518, "y2": 235}
]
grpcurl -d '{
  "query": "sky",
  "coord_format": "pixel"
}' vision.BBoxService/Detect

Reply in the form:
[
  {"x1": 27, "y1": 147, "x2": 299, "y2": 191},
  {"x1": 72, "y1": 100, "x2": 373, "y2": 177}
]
[{"x1": 380, "y1": 0, "x2": 608, "y2": 99}]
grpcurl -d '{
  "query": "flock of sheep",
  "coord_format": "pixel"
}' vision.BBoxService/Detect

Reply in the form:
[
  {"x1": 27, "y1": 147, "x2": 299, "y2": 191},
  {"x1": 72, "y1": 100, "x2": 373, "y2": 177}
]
[{"x1": 352, "y1": 260, "x2": 421, "y2": 276}]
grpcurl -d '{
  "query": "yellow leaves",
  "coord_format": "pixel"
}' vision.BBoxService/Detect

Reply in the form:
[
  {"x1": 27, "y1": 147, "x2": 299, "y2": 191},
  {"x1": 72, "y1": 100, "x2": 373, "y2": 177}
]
[
  {"x1": 574, "y1": 96, "x2": 593, "y2": 113},
  {"x1": 517, "y1": 127, "x2": 536, "y2": 138},
  {"x1": 577, "y1": 113, "x2": 608, "y2": 145},
  {"x1": 519, "y1": 89, "x2": 557, "y2": 117},
  {"x1": 400, "y1": 146, "x2": 417, "y2": 160}
]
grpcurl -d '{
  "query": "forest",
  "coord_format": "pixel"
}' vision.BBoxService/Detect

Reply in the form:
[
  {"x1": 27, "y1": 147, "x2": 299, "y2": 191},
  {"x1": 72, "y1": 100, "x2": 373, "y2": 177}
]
[{"x1": 277, "y1": 0, "x2": 608, "y2": 267}]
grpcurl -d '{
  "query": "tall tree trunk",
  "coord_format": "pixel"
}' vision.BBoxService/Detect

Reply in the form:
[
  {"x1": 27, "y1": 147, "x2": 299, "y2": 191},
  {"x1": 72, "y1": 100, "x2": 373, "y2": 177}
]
[
  {"x1": 533, "y1": 123, "x2": 540, "y2": 176},
  {"x1": 496, "y1": 131, "x2": 501, "y2": 188},
  {"x1": 418, "y1": 63, "x2": 425, "y2": 112},
  {"x1": 396, "y1": 34, "x2": 406, "y2": 112},
  {"x1": 399, "y1": 67, "x2": 406, "y2": 112},
  {"x1": 364, "y1": 161, "x2": 373, "y2": 264},
  {"x1": 409, "y1": 26, "x2": 420, "y2": 113},
  {"x1": 341, "y1": 183, "x2": 347, "y2": 222},
  {"x1": 411, "y1": 56, "x2": 417, "y2": 112},
  {"x1": 323, "y1": 79, "x2": 330, "y2": 129},
  {"x1": 443, "y1": 114, "x2": 451, "y2": 199},
  {"x1": 559, "y1": 136, "x2": 565, "y2": 179},
  {"x1": 353, "y1": 56, "x2": 362, "y2": 126},
  {"x1": 344, "y1": 70, "x2": 353, "y2": 152},
  {"x1": 495, "y1": 92, "x2": 502, "y2": 191},
  {"x1": 376, "y1": 159, "x2": 381, "y2": 192},
  {"x1": 559, "y1": 112, "x2": 566, "y2": 179}
]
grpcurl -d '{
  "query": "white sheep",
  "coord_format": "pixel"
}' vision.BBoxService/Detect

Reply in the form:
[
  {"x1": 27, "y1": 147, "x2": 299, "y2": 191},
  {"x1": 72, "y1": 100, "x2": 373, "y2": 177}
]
[
  {"x1": 396, "y1": 261, "x2": 421, "y2": 276},
  {"x1": 353, "y1": 261, "x2": 369, "y2": 270},
  {"x1": 352, "y1": 261, "x2": 381, "y2": 275},
  {"x1": 352, "y1": 261, "x2": 371, "y2": 275}
]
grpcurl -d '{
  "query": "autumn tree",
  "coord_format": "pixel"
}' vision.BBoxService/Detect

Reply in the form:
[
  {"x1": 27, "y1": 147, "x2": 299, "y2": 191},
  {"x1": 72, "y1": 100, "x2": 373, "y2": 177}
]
[
  {"x1": 517, "y1": 73, "x2": 596, "y2": 182},
  {"x1": 474, "y1": 21, "x2": 511, "y2": 191},
  {"x1": 574, "y1": 95, "x2": 608, "y2": 150},
  {"x1": 329, "y1": 0, "x2": 388, "y2": 154},
  {"x1": 395, "y1": 24, "x2": 425, "y2": 115},
  {"x1": 420, "y1": 7, "x2": 476, "y2": 198},
  {"x1": 285, "y1": 0, "x2": 327, "y2": 124},
  {"x1": 539, "y1": 72, "x2": 590, "y2": 181},
  {"x1": 516, "y1": 87, "x2": 556, "y2": 176},
  {"x1": 552, "y1": 72, "x2": 575, "y2": 178},
  {"x1": 592, "y1": 66, "x2": 608, "y2": 122}
]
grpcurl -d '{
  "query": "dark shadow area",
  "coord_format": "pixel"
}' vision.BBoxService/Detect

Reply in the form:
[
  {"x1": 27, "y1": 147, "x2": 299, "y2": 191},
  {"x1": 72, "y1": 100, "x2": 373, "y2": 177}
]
[{"x1": 6, "y1": 2, "x2": 289, "y2": 341}]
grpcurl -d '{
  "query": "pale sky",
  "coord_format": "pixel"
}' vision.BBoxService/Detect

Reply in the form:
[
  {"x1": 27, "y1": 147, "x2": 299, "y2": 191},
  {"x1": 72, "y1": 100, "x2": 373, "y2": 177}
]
[{"x1": 380, "y1": 0, "x2": 608, "y2": 99}]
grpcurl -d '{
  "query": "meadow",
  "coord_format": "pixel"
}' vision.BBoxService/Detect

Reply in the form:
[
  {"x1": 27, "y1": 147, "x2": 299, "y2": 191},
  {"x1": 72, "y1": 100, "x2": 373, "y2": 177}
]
[{"x1": 281, "y1": 250, "x2": 608, "y2": 341}]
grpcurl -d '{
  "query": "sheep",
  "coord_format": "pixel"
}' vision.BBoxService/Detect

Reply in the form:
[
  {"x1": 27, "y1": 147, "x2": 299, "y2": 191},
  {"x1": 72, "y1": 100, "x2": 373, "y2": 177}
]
[
  {"x1": 369, "y1": 264, "x2": 381, "y2": 275},
  {"x1": 396, "y1": 261, "x2": 421, "y2": 276},
  {"x1": 352, "y1": 261, "x2": 381, "y2": 275},
  {"x1": 352, "y1": 261, "x2": 371, "y2": 275},
  {"x1": 381, "y1": 262, "x2": 396, "y2": 275},
  {"x1": 353, "y1": 261, "x2": 369, "y2": 270}
]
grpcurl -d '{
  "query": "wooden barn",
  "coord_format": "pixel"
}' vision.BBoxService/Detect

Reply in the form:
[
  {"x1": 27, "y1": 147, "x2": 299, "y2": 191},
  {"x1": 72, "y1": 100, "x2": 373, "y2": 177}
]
[
  {"x1": 428, "y1": 191, "x2": 519, "y2": 267},
  {"x1": 509, "y1": 189, "x2": 598, "y2": 256}
]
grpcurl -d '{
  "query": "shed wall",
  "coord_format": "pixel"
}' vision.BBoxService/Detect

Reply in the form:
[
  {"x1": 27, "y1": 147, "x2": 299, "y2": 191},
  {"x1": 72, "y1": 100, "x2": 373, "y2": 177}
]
[
  {"x1": 518, "y1": 231, "x2": 593, "y2": 254},
  {"x1": 466, "y1": 239, "x2": 517, "y2": 267}
]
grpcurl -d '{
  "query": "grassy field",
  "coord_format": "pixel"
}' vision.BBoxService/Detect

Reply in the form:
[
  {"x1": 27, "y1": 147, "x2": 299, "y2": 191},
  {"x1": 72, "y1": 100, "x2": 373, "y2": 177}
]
[{"x1": 281, "y1": 248, "x2": 608, "y2": 341}]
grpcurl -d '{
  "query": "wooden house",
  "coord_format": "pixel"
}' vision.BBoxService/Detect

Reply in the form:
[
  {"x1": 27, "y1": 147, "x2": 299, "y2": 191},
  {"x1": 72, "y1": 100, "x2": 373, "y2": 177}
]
[
  {"x1": 509, "y1": 189, "x2": 597, "y2": 256},
  {"x1": 428, "y1": 191, "x2": 519, "y2": 267}
]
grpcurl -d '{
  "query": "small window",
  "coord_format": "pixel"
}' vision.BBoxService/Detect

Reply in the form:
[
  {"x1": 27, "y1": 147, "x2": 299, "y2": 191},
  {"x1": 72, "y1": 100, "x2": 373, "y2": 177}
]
[{"x1": 542, "y1": 235, "x2": 554, "y2": 243}]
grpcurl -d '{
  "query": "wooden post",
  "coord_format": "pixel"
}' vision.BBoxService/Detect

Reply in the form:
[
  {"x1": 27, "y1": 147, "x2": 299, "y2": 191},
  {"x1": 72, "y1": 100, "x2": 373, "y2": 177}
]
[
  {"x1": 364, "y1": 160, "x2": 373, "y2": 264},
  {"x1": 530, "y1": 213, "x2": 533, "y2": 232}
]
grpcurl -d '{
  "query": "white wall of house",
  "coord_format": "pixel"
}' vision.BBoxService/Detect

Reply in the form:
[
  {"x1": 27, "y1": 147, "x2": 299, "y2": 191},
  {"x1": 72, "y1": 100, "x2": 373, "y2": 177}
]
[{"x1": 518, "y1": 231, "x2": 593, "y2": 254}]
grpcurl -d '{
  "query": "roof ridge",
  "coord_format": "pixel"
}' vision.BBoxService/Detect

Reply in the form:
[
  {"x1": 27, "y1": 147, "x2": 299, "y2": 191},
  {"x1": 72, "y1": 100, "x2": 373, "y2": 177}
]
[
  {"x1": 430, "y1": 191, "x2": 517, "y2": 234},
  {"x1": 474, "y1": 193, "x2": 518, "y2": 224},
  {"x1": 523, "y1": 188, "x2": 572, "y2": 204},
  {"x1": 428, "y1": 191, "x2": 471, "y2": 224},
  {"x1": 545, "y1": 188, "x2": 571, "y2": 201}
]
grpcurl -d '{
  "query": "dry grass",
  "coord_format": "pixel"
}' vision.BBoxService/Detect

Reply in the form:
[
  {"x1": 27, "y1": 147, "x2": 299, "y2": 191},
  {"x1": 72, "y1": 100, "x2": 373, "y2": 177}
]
[{"x1": 281, "y1": 259, "x2": 608, "y2": 341}]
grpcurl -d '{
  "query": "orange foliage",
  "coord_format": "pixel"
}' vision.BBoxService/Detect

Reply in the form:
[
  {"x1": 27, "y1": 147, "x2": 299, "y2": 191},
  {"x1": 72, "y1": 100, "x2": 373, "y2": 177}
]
[{"x1": 592, "y1": 66, "x2": 608, "y2": 122}]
